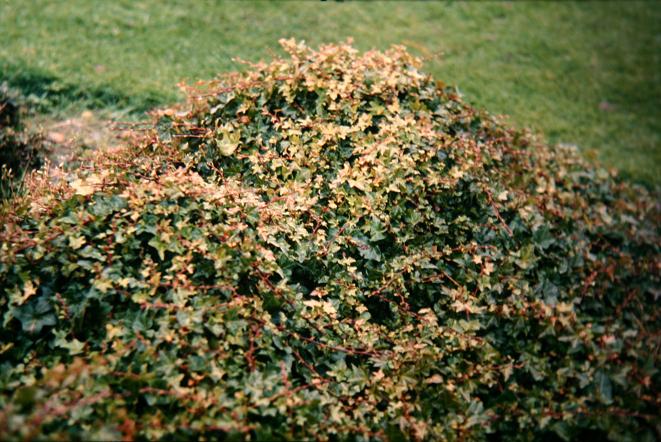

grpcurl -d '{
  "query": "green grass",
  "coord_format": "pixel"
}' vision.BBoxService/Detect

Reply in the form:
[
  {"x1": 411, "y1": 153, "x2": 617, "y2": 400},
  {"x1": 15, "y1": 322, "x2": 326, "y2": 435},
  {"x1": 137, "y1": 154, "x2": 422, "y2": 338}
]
[{"x1": 1, "y1": 1, "x2": 659, "y2": 184}]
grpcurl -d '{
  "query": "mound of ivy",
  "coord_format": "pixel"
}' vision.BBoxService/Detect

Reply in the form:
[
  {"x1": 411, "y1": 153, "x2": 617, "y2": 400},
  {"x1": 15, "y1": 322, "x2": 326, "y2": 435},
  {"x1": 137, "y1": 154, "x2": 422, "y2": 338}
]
[{"x1": 1, "y1": 41, "x2": 659, "y2": 441}]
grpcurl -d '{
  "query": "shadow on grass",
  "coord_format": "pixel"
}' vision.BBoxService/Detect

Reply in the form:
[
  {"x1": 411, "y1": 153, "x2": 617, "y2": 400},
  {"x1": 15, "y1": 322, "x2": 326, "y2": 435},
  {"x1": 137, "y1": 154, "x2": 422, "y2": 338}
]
[{"x1": 0, "y1": 61, "x2": 166, "y2": 114}]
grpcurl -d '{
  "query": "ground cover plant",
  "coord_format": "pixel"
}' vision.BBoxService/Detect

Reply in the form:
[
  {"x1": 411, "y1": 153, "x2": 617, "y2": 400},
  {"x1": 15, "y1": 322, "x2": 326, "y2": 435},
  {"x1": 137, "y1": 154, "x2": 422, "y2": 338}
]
[
  {"x1": 0, "y1": 41, "x2": 659, "y2": 441},
  {"x1": 0, "y1": 83, "x2": 48, "y2": 199},
  {"x1": 1, "y1": 1, "x2": 659, "y2": 185}
]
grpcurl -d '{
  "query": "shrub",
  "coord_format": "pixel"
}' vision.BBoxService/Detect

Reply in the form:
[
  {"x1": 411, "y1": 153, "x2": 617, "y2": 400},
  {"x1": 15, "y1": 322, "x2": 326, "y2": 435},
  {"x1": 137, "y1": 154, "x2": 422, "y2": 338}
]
[
  {"x1": 0, "y1": 83, "x2": 48, "y2": 198},
  {"x1": 0, "y1": 40, "x2": 659, "y2": 441}
]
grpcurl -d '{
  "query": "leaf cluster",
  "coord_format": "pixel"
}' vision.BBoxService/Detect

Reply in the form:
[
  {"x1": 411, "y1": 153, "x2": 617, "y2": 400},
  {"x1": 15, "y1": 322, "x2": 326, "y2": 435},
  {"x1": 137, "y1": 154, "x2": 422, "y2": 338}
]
[{"x1": 0, "y1": 83, "x2": 48, "y2": 199}]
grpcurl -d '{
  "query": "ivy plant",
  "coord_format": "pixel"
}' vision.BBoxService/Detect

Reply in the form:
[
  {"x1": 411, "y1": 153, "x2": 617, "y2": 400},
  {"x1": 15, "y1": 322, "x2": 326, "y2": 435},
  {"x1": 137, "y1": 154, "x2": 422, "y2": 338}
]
[{"x1": 0, "y1": 40, "x2": 659, "y2": 441}]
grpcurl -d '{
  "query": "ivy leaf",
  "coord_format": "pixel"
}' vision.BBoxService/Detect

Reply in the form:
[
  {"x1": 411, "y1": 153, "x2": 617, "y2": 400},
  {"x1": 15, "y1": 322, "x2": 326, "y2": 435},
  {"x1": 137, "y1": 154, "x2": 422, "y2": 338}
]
[
  {"x1": 53, "y1": 330, "x2": 85, "y2": 355},
  {"x1": 15, "y1": 297, "x2": 56, "y2": 334},
  {"x1": 148, "y1": 237, "x2": 168, "y2": 261},
  {"x1": 217, "y1": 129, "x2": 241, "y2": 156},
  {"x1": 595, "y1": 370, "x2": 613, "y2": 404}
]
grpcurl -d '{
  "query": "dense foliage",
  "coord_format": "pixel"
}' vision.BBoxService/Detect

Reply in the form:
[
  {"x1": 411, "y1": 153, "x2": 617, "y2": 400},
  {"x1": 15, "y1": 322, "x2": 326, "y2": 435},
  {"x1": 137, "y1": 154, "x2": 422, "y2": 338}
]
[
  {"x1": 0, "y1": 83, "x2": 47, "y2": 198},
  {"x1": 1, "y1": 41, "x2": 659, "y2": 441}
]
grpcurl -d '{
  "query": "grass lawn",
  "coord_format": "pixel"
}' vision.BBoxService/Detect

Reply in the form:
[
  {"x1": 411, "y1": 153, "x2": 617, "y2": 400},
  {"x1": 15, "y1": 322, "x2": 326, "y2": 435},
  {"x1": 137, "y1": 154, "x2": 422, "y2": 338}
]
[{"x1": 1, "y1": 1, "x2": 659, "y2": 185}]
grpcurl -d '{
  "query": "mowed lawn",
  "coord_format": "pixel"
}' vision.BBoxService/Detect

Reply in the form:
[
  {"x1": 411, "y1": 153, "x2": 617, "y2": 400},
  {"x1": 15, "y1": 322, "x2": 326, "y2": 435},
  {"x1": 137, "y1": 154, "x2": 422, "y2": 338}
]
[{"x1": 1, "y1": 1, "x2": 659, "y2": 185}]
